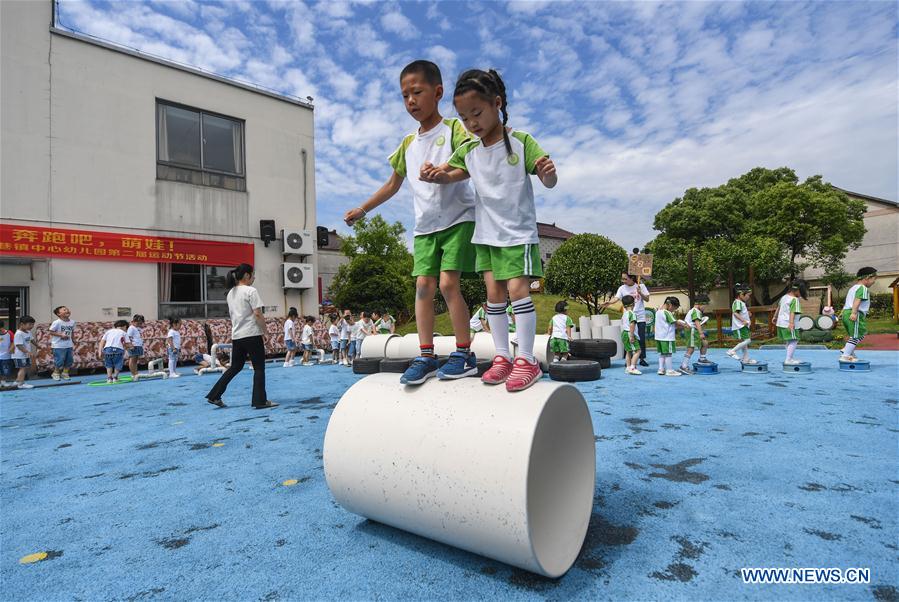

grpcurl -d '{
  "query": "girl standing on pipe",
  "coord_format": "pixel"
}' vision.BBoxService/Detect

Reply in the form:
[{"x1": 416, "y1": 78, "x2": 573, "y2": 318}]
[
  {"x1": 422, "y1": 68, "x2": 558, "y2": 392},
  {"x1": 205, "y1": 263, "x2": 278, "y2": 409}
]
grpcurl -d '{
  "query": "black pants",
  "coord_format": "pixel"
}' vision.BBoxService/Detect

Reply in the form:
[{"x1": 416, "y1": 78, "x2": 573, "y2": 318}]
[
  {"x1": 637, "y1": 321, "x2": 647, "y2": 360},
  {"x1": 206, "y1": 335, "x2": 267, "y2": 407}
]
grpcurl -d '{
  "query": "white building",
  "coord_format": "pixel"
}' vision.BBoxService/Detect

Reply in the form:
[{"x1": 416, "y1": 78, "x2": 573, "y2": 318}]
[{"x1": 1, "y1": 1, "x2": 317, "y2": 326}]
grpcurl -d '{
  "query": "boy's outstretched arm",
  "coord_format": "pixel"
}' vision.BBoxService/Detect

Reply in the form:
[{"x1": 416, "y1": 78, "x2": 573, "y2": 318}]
[
  {"x1": 535, "y1": 156, "x2": 557, "y2": 188},
  {"x1": 345, "y1": 171, "x2": 404, "y2": 226}
]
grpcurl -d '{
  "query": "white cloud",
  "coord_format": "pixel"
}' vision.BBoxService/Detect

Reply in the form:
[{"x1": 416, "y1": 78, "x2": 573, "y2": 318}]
[{"x1": 381, "y1": 10, "x2": 420, "y2": 38}]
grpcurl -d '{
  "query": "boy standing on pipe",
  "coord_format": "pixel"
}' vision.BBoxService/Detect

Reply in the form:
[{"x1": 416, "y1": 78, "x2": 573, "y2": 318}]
[
  {"x1": 345, "y1": 60, "x2": 477, "y2": 385},
  {"x1": 839, "y1": 267, "x2": 877, "y2": 362}
]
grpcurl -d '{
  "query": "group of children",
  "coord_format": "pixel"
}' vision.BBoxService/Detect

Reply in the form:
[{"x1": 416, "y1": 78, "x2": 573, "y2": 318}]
[
  {"x1": 345, "y1": 59, "x2": 556, "y2": 392},
  {"x1": 288, "y1": 310, "x2": 397, "y2": 368}
]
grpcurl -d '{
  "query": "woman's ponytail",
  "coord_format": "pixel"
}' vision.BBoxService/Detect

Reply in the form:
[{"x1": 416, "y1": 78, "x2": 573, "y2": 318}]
[{"x1": 227, "y1": 263, "x2": 254, "y2": 289}]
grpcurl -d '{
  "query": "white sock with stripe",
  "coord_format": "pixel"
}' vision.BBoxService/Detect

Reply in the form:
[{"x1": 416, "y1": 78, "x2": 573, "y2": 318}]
[
  {"x1": 786, "y1": 340, "x2": 798, "y2": 360},
  {"x1": 665, "y1": 356, "x2": 674, "y2": 372},
  {"x1": 486, "y1": 302, "x2": 511, "y2": 360},
  {"x1": 658, "y1": 355, "x2": 665, "y2": 372},
  {"x1": 512, "y1": 297, "x2": 537, "y2": 362}
]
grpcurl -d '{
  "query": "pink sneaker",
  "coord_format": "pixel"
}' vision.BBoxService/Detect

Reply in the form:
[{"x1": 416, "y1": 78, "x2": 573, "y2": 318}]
[
  {"x1": 505, "y1": 357, "x2": 543, "y2": 392},
  {"x1": 482, "y1": 355, "x2": 514, "y2": 385}
]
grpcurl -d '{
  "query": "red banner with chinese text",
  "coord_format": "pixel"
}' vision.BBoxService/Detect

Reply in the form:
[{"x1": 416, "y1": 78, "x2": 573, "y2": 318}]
[{"x1": 0, "y1": 224, "x2": 254, "y2": 266}]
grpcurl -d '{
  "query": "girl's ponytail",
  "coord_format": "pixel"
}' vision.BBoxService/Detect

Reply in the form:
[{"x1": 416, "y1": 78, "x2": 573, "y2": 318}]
[
  {"x1": 227, "y1": 263, "x2": 254, "y2": 289},
  {"x1": 487, "y1": 69, "x2": 512, "y2": 156}
]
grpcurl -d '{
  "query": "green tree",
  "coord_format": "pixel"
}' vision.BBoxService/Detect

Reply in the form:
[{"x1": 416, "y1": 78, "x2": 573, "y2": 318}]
[
  {"x1": 340, "y1": 215, "x2": 410, "y2": 263},
  {"x1": 544, "y1": 234, "x2": 627, "y2": 315}
]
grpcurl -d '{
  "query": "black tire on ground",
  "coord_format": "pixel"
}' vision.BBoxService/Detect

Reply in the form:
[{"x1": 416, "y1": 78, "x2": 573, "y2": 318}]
[
  {"x1": 800, "y1": 329, "x2": 832, "y2": 343},
  {"x1": 379, "y1": 358, "x2": 412, "y2": 373},
  {"x1": 599, "y1": 357, "x2": 611, "y2": 369},
  {"x1": 570, "y1": 338, "x2": 617, "y2": 359},
  {"x1": 476, "y1": 359, "x2": 492, "y2": 377},
  {"x1": 352, "y1": 357, "x2": 381, "y2": 375},
  {"x1": 548, "y1": 359, "x2": 601, "y2": 382}
]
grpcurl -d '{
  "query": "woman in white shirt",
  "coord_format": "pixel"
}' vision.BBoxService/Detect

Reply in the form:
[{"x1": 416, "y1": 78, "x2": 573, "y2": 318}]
[{"x1": 206, "y1": 264, "x2": 277, "y2": 410}]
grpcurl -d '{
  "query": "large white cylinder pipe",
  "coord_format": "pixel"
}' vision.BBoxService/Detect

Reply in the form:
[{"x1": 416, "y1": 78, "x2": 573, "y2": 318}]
[
  {"x1": 590, "y1": 314, "x2": 610, "y2": 328},
  {"x1": 470, "y1": 331, "x2": 497, "y2": 360},
  {"x1": 359, "y1": 334, "x2": 398, "y2": 359},
  {"x1": 432, "y1": 336, "x2": 458, "y2": 357},
  {"x1": 601, "y1": 325, "x2": 624, "y2": 360},
  {"x1": 324, "y1": 374, "x2": 596, "y2": 577},
  {"x1": 532, "y1": 334, "x2": 551, "y2": 369},
  {"x1": 384, "y1": 335, "x2": 403, "y2": 359},
  {"x1": 591, "y1": 325, "x2": 603, "y2": 339},
  {"x1": 578, "y1": 316, "x2": 592, "y2": 337}
]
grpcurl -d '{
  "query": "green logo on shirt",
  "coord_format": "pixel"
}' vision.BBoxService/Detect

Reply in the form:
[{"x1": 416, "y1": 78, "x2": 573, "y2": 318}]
[
  {"x1": 507, "y1": 153, "x2": 520, "y2": 166},
  {"x1": 435, "y1": 135, "x2": 446, "y2": 146}
]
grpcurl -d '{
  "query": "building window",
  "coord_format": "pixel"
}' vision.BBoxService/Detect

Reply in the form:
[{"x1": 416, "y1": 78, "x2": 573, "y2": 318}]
[
  {"x1": 158, "y1": 263, "x2": 230, "y2": 319},
  {"x1": 156, "y1": 100, "x2": 246, "y2": 191}
]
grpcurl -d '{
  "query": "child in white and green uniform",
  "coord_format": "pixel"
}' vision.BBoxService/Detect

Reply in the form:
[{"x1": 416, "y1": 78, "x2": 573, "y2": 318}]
[
  {"x1": 840, "y1": 266, "x2": 877, "y2": 362},
  {"x1": 344, "y1": 60, "x2": 478, "y2": 386},
  {"x1": 547, "y1": 300, "x2": 574, "y2": 362},
  {"x1": 726, "y1": 285, "x2": 756, "y2": 364},
  {"x1": 426, "y1": 69, "x2": 558, "y2": 393},
  {"x1": 776, "y1": 282, "x2": 804, "y2": 364},
  {"x1": 620, "y1": 296, "x2": 642, "y2": 375},
  {"x1": 679, "y1": 296, "x2": 710, "y2": 374},
  {"x1": 654, "y1": 297, "x2": 684, "y2": 376},
  {"x1": 373, "y1": 311, "x2": 395, "y2": 335}
]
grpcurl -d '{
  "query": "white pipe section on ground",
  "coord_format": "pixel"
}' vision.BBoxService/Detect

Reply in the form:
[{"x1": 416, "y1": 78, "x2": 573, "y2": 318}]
[
  {"x1": 601, "y1": 325, "x2": 624, "y2": 360},
  {"x1": 323, "y1": 374, "x2": 595, "y2": 577},
  {"x1": 591, "y1": 325, "x2": 603, "y2": 339},
  {"x1": 591, "y1": 314, "x2": 610, "y2": 328},
  {"x1": 532, "y1": 334, "x2": 551, "y2": 369},
  {"x1": 433, "y1": 336, "x2": 458, "y2": 357},
  {"x1": 578, "y1": 316, "x2": 592, "y2": 337},
  {"x1": 359, "y1": 334, "x2": 398, "y2": 359},
  {"x1": 470, "y1": 331, "x2": 497, "y2": 360},
  {"x1": 384, "y1": 335, "x2": 403, "y2": 359}
]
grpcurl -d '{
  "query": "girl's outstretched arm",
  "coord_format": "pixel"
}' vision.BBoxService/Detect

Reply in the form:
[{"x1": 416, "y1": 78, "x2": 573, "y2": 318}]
[
  {"x1": 345, "y1": 171, "x2": 404, "y2": 226},
  {"x1": 420, "y1": 162, "x2": 469, "y2": 184},
  {"x1": 535, "y1": 156, "x2": 557, "y2": 188}
]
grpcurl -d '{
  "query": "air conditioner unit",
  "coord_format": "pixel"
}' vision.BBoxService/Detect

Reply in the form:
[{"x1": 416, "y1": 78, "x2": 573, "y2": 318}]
[
  {"x1": 282, "y1": 229, "x2": 314, "y2": 256},
  {"x1": 282, "y1": 263, "x2": 314, "y2": 289}
]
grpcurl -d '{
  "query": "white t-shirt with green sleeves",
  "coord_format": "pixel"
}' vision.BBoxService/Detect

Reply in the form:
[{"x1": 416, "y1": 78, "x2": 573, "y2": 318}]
[
  {"x1": 843, "y1": 284, "x2": 870, "y2": 314},
  {"x1": 731, "y1": 299, "x2": 750, "y2": 329},
  {"x1": 550, "y1": 314, "x2": 574, "y2": 340},
  {"x1": 654, "y1": 309, "x2": 678, "y2": 341},
  {"x1": 685, "y1": 307, "x2": 704, "y2": 329},
  {"x1": 620, "y1": 310, "x2": 639, "y2": 338},
  {"x1": 388, "y1": 118, "x2": 475, "y2": 236},
  {"x1": 448, "y1": 130, "x2": 547, "y2": 247},
  {"x1": 776, "y1": 295, "x2": 801, "y2": 328},
  {"x1": 469, "y1": 307, "x2": 487, "y2": 331}
]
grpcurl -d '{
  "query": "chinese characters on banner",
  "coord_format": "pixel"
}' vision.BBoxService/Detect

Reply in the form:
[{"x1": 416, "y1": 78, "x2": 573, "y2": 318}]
[{"x1": 0, "y1": 224, "x2": 254, "y2": 266}]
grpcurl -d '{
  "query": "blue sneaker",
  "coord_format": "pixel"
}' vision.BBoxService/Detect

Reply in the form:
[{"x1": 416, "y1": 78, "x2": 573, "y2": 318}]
[
  {"x1": 437, "y1": 351, "x2": 478, "y2": 380},
  {"x1": 400, "y1": 356, "x2": 439, "y2": 385}
]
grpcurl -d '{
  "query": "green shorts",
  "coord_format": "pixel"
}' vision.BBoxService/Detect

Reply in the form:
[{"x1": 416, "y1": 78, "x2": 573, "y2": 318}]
[
  {"x1": 412, "y1": 221, "x2": 476, "y2": 277},
  {"x1": 549, "y1": 338, "x2": 570, "y2": 353},
  {"x1": 733, "y1": 326, "x2": 750, "y2": 340},
  {"x1": 841, "y1": 309, "x2": 867, "y2": 339},
  {"x1": 621, "y1": 332, "x2": 640, "y2": 353},
  {"x1": 474, "y1": 243, "x2": 543, "y2": 280},
  {"x1": 777, "y1": 326, "x2": 798, "y2": 342},
  {"x1": 686, "y1": 329, "x2": 704, "y2": 348},
  {"x1": 656, "y1": 340, "x2": 676, "y2": 355}
]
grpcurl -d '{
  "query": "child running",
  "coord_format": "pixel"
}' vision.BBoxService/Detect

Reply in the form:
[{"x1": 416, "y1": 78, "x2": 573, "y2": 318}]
[
  {"x1": 48, "y1": 305, "x2": 76, "y2": 381},
  {"x1": 423, "y1": 68, "x2": 558, "y2": 392},
  {"x1": 98, "y1": 320, "x2": 131, "y2": 383},
  {"x1": 127, "y1": 314, "x2": 145, "y2": 381},
  {"x1": 344, "y1": 60, "x2": 478, "y2": 385},
  {"x1": 679, "y1": 295, "x2": 710, "y2": 375},
  {"x1": 283, "y1": 308, "x2": 299, "y2": 368},
  {"x1": 726, "y1": 284, "x2": 756, "y2": 364},
  {"x1": 840, "y1": 267, "x2": 877, "y2": 362},
  {"x1": 620, "y1": 296, "x2": 642, "y2": 375},
  {"x1": 654, "y1": 297, "x2": 684, "y2": 376},
  {"x1": 547, "y1": 300, "x2": 574, "y2": 362},
  {"x1": 328, "y1": 314, "x2": 341, "y2": 364},
  {"x1": 776, "y1": 282, "x2": 805, "y2": 365}
]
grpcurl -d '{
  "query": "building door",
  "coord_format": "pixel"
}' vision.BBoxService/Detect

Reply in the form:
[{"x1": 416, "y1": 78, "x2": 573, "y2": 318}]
[{"x1": 0, "y1": 287, "x2": 27, "y2": 331}]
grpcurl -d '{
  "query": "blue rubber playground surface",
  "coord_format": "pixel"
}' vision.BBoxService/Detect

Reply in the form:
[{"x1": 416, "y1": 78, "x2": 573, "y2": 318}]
[{"x1": 1, "y1": 348, "x2": 897, "y2": 601}]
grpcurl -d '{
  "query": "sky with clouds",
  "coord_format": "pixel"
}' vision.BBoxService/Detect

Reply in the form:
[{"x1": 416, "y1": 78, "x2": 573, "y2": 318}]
[{"x1": 57, "y1": 0, "x2": 898, "y2": 251}]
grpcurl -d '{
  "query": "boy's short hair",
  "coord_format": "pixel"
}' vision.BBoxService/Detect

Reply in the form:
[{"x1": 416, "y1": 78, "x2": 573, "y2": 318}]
[
  {"x1": 19, "y1": 315, "x2": 35, "y2": 325},
  {"x1": 169, "y1": 317, "x2": 181, "y2": 325},
  {"x1": 735, "y1": 282, "x2": 752, "y2": 293},
  {"x1": 132, "y1": 314, "x2": 145, "y2": 323},
  {"x1": 53, "y1": 306, "x2": 67, "y2": 316},
  {"x1": 114, "y1": 319, "x2": 129, "y2": 328},
  {"x1": 621, "y1": 295, "x2": 635, "y2": 307},
  {"x1": 288, "y1": 307, "x2": 299, "y2": 318},
  {"x1": 554, "y1": 300, "x2": 568, "y2": 313},
  {"x1": 305, "y1": 316, "x2": 315, "y2": 323},
  {"x1": 329, "y1": 314, "x2": 338, "y2": 322},
  {"x1": 400, "y1": 60, "x2": 442, "y2": 86},
  {"x1": 665, "y1": 296, "x2": 680, "y2": 307},
  {"x1": 695, "y1": 294, "x2": 710, "y2": 304},
  {"x1": 857, "y1": 266, "x2": 877, "y2": 278}
]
